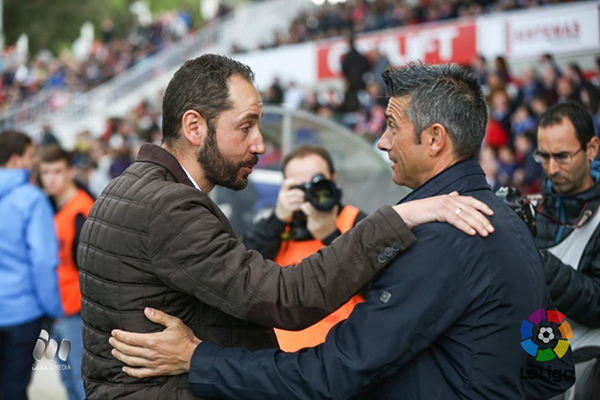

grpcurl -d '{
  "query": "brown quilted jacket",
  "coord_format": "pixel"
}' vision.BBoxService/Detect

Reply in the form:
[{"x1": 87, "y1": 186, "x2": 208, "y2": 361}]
[{"x1": 78, "y1": 143, "x2": 416, "y2": 399}]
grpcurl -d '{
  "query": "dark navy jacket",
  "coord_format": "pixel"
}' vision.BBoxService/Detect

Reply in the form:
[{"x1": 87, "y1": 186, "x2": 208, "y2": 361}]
[{"x1": 188, "y1": 159, "x2": 574, "y2": 399}]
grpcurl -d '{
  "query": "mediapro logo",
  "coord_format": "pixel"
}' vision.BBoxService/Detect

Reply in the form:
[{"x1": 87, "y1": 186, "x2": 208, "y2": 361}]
[{"x1": 32, "y1": 329, "x2": 71, "y2": 362}]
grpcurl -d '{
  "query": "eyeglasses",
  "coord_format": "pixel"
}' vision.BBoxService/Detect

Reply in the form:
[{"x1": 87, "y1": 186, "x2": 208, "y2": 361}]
[{"x1": 533, "y1": 148, "x2": 583, "y2": 165}]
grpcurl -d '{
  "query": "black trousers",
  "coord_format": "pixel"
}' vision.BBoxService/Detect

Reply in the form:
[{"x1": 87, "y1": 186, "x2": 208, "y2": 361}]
[{"x1": 0, "y1": 318, "x2": 43, "y2": 400}]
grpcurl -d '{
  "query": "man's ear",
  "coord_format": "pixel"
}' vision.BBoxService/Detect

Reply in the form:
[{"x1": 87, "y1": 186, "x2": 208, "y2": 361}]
[
  {"x1": 587, "y1": 136, "x2": 599, "y2": 162},
  {"x1": 181, "y1": 110, "x2": 207, "y2": 147},
  {"x1": 423, "y1": 123, "x2": 448, "y2": 156}
]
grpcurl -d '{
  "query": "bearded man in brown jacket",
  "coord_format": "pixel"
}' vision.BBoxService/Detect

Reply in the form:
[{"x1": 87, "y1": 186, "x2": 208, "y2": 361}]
[{"x1": 78, "y1": 54, "x2": 494, "y2": 399}]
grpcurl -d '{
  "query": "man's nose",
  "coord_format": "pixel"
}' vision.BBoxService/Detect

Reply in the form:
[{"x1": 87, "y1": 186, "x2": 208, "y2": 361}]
[
  {"x1": 251, "y1": 131, "x2": 266, "y2": 155},
  {"x1": 546, "y1": 157, "x2": 560, "y2": 176},
  {"x1": 377, "y1": 130, "x2": 390, "y2": 151},
  {"x1": 547, "y1": 158, "x2": 561, "y2": 176}
]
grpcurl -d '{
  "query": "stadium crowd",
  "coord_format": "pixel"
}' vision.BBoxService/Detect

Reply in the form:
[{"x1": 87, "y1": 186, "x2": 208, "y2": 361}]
[
  {"x1": 242, "y1": 0, "x2": 575, "y2": 51},
  {"x1": 0, "y1": 8, "x2": 194, "y2": 111},
  {"x1": 1, "y1": 0, "x2": 580, "y2": 115},
  {"x1": 31, "y1": 50, "x2": 600, "y2": 202}
]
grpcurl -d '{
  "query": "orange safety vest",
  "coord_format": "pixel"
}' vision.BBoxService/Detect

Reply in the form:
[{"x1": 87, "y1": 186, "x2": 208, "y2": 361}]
[
  {"x1": 55, "y1": 189, "x2": 95, "y2": 316},
  {"x1": 274, "y1": 205, "x2": 364, "y2": 352}
]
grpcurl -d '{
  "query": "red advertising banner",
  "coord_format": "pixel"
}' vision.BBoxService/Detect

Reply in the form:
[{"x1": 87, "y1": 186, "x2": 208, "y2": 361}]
[{"x1": 317, "y1": 20, "x2": 477, "y2": 80}]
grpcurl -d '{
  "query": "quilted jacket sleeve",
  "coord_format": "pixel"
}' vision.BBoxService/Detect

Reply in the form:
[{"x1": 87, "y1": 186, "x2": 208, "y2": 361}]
[
  {"x1": 148, "y1": 191, "x2": 415, "y2": 330},
  {"x1": 541, "y1": 249, "x2": 600, "y2": 328}
]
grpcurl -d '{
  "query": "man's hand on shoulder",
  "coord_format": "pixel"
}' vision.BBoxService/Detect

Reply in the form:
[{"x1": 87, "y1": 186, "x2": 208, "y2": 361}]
[
  {"x1": 393, "y1": 191, "x2": 495, "y2": 236},
  {"x1": 110, "y1": 308, "x2": 201, "y2": 378}
]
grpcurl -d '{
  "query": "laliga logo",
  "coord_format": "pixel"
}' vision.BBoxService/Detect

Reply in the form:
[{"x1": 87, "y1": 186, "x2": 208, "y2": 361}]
[
  {"x1": 520, "y1": 308, "x2": 573, "y2": 361},
  {"x1": 32, "y1": 329, "x2": 71, "y2": 362}
]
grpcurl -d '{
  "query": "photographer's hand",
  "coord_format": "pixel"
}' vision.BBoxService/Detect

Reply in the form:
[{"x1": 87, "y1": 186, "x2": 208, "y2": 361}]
[
  {"x1": 300, "y1": 202, "x2": 339, "y2": 241},
  {"x1": 274, "y1": 179, "x2": 305, "y2": 223},
  {"x1": 393, "y1": 191, "x2": 495, "y2": 236}
]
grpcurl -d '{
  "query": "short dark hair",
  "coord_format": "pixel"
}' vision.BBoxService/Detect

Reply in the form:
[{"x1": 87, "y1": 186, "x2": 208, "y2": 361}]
[
  {"x1": 381, "y1": 62, "x2": 488, "y2": 159},
  {"x1": 0, "y1": 130, "x2": 32, "y2": 166},
  {"x1": 538, "y1": 102, "x2": 595, "y2": 150},
  {"x1": 39, "y1": 145, "x2": 72, "y2": 166},
  {"x1": 282, "y1": 145, "x2": 335, "y2": 176},
  {"x1": 162, "y1": 54, "x2": 255, "y2": 147}
]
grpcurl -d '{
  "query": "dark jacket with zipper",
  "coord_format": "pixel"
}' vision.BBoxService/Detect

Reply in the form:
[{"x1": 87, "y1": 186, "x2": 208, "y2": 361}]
[{"x1": 78, "y1": 143, "x2": 416, "y2": 399}]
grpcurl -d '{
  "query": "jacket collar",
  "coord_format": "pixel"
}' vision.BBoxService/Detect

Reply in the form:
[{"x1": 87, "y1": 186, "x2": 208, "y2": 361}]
[
  {"x1": 136, "y1": 144, "x2": 195, "y2": 189},
  {"x1": 400, "y1": 158, "x2": 490, "y2": 204}
]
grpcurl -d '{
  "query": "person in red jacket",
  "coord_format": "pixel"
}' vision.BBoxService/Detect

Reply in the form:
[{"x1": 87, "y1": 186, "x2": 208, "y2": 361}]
[
  {"x1": 243, "y1": 145, "x2": 367, "y2": 351},
  {"x1": 39, "y1": 145, "x2": 95, "y2": 400}
]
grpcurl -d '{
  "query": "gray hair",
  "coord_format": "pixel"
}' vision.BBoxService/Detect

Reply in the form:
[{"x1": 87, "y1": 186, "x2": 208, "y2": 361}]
[{"x1": 382, "y1": 62, "x2": 488, "y2": 159}]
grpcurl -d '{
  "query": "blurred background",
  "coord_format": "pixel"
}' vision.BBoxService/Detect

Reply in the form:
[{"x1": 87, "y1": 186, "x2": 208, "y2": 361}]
[{"x1": 0, "y1": 0, "x2": 598, "y2": 396}]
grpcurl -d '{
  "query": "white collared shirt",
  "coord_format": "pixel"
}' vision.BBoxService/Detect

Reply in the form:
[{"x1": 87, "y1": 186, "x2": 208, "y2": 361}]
[{"x1": 181, "y1": 166, "x2": 202, "y2": 191}]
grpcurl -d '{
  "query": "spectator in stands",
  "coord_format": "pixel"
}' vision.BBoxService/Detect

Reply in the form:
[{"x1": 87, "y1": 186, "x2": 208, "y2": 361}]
[
  {"x1": 0, "y1": 131, "x2": 63, "y2": 400},
  {"x1": 592, "y1": 56, "x2": 600, "y2": 89},
  {"x1": 531, "y1": 94, "x2": 550, "y2": 119},
  {"x1": 489, "y1": 89, "x2": 512, "y2": 137},
  {"x1": 40, "y1": 123, "x2": 60, "y2": 146},
  {"x1": 480, "y1": 145, "x2": 500, "y2": 191},
  {"x1": 513, "y1": 129, "x2": 544, "y2": 194},
  {"x1": 39, "y1": 145, "x2": 95, "y2": 400},
  {"x1": 367, "y1": 48, "x2": 391, "y2": 95},
  {"x1": 516, "y1": 67, "x2": 544, "y2": 105},
  {"x1": 471, "y1": 54, "x2": 488, "y2": 86},
  {"x1": 496, "y1": 145, "x2": 518, "y2": 187},
  {"x1": 534, "y1": 102, "x2": 600, "y2": 399},
  {"x1": 243, "y1": 145, "x2": 367, "y2": 352},
  {"x1": 540, "y1": 53, "x2": 562, "y2": 78},
  {"x1": 557, "y1": 75, "x2": 580, "y2": 105},
  {"x1": 283, "y1": 81, "x2": 305, "y2": 110},
  {"x1": 340, "y1": 34, "x2": 370, "y2": 112},
  {"x1": 565, "y1": 63, "x2": 600, "y2": 118},
  {"x1": 265, "y1": 77, "x2": 284, "y2": 105},
  {"x1": 494, "y1": 55, "x2": 511, "y2": 83},
  {"x1": 511, "y1": 103, "x2": 536, "y2": 138}
]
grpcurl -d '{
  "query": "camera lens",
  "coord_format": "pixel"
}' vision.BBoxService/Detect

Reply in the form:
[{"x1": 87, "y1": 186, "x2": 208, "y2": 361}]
[{"x1": 306, "y1": 174, "x2": 340, "y2": 211}]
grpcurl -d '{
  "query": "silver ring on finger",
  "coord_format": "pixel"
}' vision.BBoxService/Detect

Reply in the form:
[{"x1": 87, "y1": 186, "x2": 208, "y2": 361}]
[{"x1": 455, "y1": 207, "x2": 462, "y2": 216}]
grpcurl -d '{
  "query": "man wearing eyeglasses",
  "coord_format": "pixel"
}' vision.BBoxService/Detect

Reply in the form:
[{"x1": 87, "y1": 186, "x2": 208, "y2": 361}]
[{"x1": 534, "y1": 101, "x2": 600, "y2": 399}]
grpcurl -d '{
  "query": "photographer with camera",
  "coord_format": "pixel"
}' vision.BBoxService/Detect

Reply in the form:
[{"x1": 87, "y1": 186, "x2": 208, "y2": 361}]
[
  {"x1": 534, "y1": 102, "x2": 600, "y2": 399},
  {"x1": 243, "y1": 144, "x2": 367, "y2": 351}
]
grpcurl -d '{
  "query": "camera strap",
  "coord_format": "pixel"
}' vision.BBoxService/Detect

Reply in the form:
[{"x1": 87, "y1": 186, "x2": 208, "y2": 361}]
[{"x1": 534, "y1": 197, "x2": 600, "y2": 230}]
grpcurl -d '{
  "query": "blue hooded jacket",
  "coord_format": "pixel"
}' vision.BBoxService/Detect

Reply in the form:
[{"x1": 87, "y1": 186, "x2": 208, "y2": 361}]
[{"x1": 0, "y1": 168, "x2": 63, "y2": 326}]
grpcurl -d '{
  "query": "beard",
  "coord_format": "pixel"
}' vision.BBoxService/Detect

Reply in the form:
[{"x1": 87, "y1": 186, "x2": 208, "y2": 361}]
[{"x1": 198, "y1": 123, "x2": 258, "y2": 191}]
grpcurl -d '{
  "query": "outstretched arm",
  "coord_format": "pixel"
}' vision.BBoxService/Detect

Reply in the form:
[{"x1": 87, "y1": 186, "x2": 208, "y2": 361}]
[{"x1": 112, "y1": 228, "x2": 466, "y2": 399}]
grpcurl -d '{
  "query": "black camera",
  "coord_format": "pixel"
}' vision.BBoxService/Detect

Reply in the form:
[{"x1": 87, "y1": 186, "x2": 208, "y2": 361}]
[
  {"x1": 495, "y1": 187, "x2": 537, "y2": 237},
  {"x1": 288, "y1": 174, "x2": 342, "y2": 241},
  {"x1": 291, "y1": 173, "x2": 342, "y2": 212}
]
